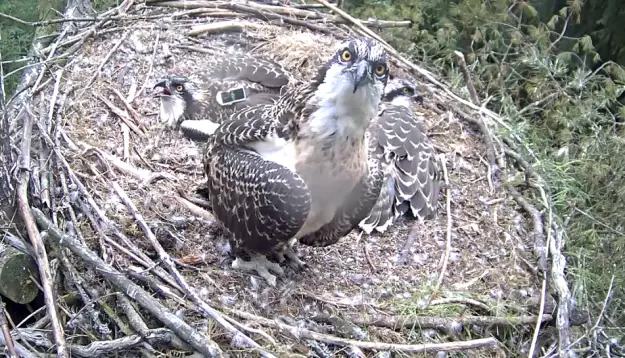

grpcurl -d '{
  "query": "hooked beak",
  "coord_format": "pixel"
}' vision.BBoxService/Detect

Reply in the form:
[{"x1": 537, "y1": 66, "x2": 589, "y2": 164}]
[
  {"x1": 153, "y1": 80, "x2": 171, "y2": 97},
  {"x1": 353, "y1": 60, "x2": 370, "y2": 94}
]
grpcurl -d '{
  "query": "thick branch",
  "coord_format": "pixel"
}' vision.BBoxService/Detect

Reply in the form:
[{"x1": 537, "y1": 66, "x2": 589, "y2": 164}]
[
  {"x1": 229, "y1": 308, "x2": 501, "y2": 354},
  {"x1": 17, "y1": 109, "x2": 68, "y2": 358},
  {"x1": 344, "y1": 313, "x2": 553, "y2": 331}
]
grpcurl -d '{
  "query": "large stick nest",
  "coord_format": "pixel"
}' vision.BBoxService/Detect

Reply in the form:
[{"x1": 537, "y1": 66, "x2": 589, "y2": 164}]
[{"x1": 1, "y1": 0, "x2": 583, "y2": 357}]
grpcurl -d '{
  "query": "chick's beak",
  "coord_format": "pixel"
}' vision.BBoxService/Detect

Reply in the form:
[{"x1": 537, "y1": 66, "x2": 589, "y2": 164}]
[
  {"x1": 353, "y1": 60, "x2": 370, "y2": 94},
  {"x1": 153, "y1": 80, "x2": 171, "y2": 96}
]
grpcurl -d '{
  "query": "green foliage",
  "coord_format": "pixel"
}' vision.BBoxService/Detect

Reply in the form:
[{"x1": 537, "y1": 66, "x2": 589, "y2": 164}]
[
  {"x1": 0, "y1": 0, "x2": 117, "y2": 96},
  {"x1": 0, "y1": 0, "x2": 66, "y2": 95},
  {"x1": 92, "y1": 0, "x2": 121, "y2": 13},
  {"x1": 565, "y1": 0, "x2": 625, "y2": 66},
  {"x1": 1, "y1": 0, "x2": 39, "y2": 94},
  {"x1": 345, "y1": 0, "x2": 625, "y2": 333}
]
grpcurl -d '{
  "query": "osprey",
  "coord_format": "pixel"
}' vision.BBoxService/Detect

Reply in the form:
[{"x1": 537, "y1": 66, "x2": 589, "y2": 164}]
[
  {"x1": 173, "y1": 76, "x2": 439, "y2": 235},
  {"x1": 358, "y1": 77, "x2": 441, "y2": 234},
  {"x1": 200, "y1": 38, "x2": 388, "y2": 286},
  {"x1": 152, "y1": 51, "x2": 292, "y2": 131}
]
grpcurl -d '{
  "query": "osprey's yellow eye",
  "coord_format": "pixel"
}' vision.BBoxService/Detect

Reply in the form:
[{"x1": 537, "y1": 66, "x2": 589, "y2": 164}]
[
  {"x1": 403, "y1": 87, "x2": 411, "y2": 94},
  {"x1": 176, "y1": 85, "x2": 184, "y2": 92},
  {"x1": 375, "y1": 64, "x2": 387, "y2": 76},
  {"x1": 340, "y1": 49, "x2": 352, "y2": 62}
]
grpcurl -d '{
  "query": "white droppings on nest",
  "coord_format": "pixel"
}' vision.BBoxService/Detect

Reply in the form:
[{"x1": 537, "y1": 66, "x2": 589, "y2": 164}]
[
  {"x1": 489, "y1": 288, "x2": 504, "y2": 300},
  {"x1": 413, "y1": 253, "x2": 429, "y2": 266}
]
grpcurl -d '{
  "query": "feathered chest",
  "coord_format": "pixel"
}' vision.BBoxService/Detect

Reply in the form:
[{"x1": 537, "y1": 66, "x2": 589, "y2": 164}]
[
  {"x1": 293, "y1": 110, "x2": 370, "y2": 211},
  {"x1": 295, "y1": 135, "x2": 366, "y2": 177},
  {"x1": 292, "y1": 89, "x2": 377, "y2": 183}
]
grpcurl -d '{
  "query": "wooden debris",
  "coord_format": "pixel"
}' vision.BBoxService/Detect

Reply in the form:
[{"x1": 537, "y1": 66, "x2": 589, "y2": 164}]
[
  {"x1": 228, "y1": 308, "x2": 502, "y2": 354},
  {"x1": 17, "y1": 108, "x2": 69, "y2": 358},
  {"x1": 0, "y1": 244, "x2": 39, "y2": 304},
  {"x1": 32, "y1": 208, "x2": 223, "y2": 357},
  {"x1": 0, "y1": 296, "x2": 18, "y2": 358}
]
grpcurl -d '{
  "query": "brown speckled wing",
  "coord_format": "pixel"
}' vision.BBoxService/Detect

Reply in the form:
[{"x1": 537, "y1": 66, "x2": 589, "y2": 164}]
[
  {"x1": 365, "y1": 105, "x2": 440, "y2": 229},
  {"x1": 212, "y1": 104, "x2": 289, "y2": 146},
  {"x1": 202, "y1": 105, "x2": 310, "y2": 254},
  {"x1": 299, "y1": 157, "x2": 384, "y2": 247},
  {"x1": 205, "y1": 147, "x2": 311, "y2": 254},
  {"x1": 358, "y1": 168, "x2": 395, "y2": 234},
  {"x1": 179, "y1": 93, "x2": 281, "y2": 143},
  {"x1": 179, "y1": 53, "x2": 290, "y2": 124},
  {"x1": 207, "y1": 55, "x2": 290, "y2": 89}
]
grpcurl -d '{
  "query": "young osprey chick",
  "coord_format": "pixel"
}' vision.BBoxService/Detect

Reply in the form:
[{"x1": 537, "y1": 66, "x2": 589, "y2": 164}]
[
  {"x1": 152, "y1": 52, "x2": 291, "y2": 129},
  {"x1": 202, "y1": 38, "x2": 388, "y2": 286},
  {"x1": 358, "y1": 77, "x2": 441, "y2": 234}
]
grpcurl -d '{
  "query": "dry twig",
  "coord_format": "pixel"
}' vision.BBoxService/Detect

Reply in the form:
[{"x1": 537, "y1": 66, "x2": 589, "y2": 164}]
[
  {"x1": 344, "y1": 312, "x2": 552, "y2": 332},
  {"x1": 528, "y1": 275, "x2": 548, "y2": 358},
  {"x1": 0, "y1": 296, "x2": 17, "y2": 358},
  {"x1": 95, "y1": 93, "x2": 145, "y2": 136},
  {"x1": 454, "y1": 51, "x2": 480, "y2": 105},
  {"x1": 84, "y1": 32, "x2": 129, "y2": 89},
  {"x1": 507, "y1": 185, "x2": 546, "y2": 270},
  {"x1": 17, "y1": 108, "x2": 68, "y2": 358},
  {"x1": 432, "y1": 154, "x2": 452, "y2": 296},
  {"x1": 188, "y1": 20, "x2": 265, "y2": 36}
]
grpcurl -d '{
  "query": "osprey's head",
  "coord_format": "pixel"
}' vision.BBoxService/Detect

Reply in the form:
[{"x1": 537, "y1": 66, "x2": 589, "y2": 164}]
[
  {"x1": 317, "y1": 38, "x2": 388, "y2": 100},
  {"x1": 307, "y1": 38, "x2": 389, "y2": 138},
  {"x1": 382, "y1": 77, "x2": 423, "y2": 108},
  {"x1": 153, "y1": 75, "x2": 203, "y2": 127},
  {"x1": 321, "y1": 38, "x2": 389, "y2": 96}
]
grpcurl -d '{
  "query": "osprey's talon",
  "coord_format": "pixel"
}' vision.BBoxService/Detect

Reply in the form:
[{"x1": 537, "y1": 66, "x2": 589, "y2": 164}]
[
  {"x1": 283, "y1": 248, "x2": 306, "y2": 270},
  {"x1": 272, "y1": 244, "x2": 306, "y2": 270},
  {"x1": 232, "y1": 255, "x2": 285, "y2": 286}
]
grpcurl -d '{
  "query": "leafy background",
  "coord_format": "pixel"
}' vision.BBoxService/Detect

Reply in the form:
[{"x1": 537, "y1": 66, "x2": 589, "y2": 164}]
[{"x1": 2, "y1": 0, "x2": 624, "y2": 337}]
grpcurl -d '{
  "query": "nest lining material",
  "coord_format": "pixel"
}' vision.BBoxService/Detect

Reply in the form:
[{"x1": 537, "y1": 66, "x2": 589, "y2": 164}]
[{"x1": 4, "y1": 1, "x2": 567, "y2": 357}]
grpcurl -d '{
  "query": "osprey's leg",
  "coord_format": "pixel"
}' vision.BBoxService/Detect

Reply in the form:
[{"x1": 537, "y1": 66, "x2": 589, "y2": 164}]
[
  {"x1": 273, "y1": 239, "x2": 306, "y2": 269},
  {"x1": 231, "y1": 254, "x2": 285, "y2": 287}
]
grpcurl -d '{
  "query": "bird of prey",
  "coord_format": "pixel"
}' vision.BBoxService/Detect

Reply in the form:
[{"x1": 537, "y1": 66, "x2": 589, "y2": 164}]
[
  {"x1": 358, "y1": 77, "x2": 441, "y2": 234},
  {"x1": 172, "y1": 75, "x2": 439, "y2": 235},
  {"x1": 152, "y1": 51, "x2": 292, "y2": 130},
  {"x1": 199, "y1": 38, "x2": 388, "y2": 286}
]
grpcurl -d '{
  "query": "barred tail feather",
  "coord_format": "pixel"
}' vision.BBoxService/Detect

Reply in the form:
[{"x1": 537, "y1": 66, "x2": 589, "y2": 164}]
[{"x1": 358, "y1": 173, "x2": 396, "y2": 234}]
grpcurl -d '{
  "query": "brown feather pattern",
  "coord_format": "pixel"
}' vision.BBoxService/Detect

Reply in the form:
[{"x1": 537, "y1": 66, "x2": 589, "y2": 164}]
[
  {"x1": 359, "y1": 104, "x2": 440, "y2": 233},
  {"x1": 199, "y1": 70, "x2": 324, "y2": 256}
]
